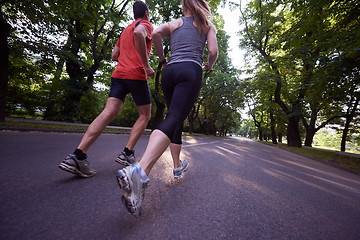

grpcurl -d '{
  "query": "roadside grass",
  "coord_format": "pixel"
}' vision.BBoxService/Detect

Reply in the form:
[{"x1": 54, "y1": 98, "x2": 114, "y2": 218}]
[
  {"x1": 262, "y1": 141, "x2": 360, "y2": 171},
  {"x1": 0, "y1": 120, "x2": 136, "y2": 134}
]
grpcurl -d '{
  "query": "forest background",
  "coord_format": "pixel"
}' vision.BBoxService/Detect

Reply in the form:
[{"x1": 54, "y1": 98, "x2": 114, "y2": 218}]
[{"x1": 0, "y1": 0, "x2": 359, "y2": 153}]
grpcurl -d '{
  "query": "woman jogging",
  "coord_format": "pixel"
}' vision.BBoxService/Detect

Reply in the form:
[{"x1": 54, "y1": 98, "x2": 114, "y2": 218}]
[{"x1": 116, "y1": 0, "x2": 218, "y2": 217}]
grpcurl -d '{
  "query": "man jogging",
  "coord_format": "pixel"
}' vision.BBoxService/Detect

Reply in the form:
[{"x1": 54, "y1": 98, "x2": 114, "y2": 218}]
[{"x1": 59, "y1": 1, "x2": 154, "y2": 178}]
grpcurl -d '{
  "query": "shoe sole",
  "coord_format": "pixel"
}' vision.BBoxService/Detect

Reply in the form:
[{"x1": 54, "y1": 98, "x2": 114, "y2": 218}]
[
  {"x1": 58, "y1": 163, "x2": 95, "y2": 178},
  {"x1": 116, "y1": 169, "x2": 145, "y2": 217},
  {"x1": 174, "y1": 175, "x2": 183, "y2": 180},
  {"x1": 121, "y1": 195, "x2": 141, "y2": 217},
  {"x1": 116, "y1": 176, "x2": 142, "y2": 217},
  {"x1": 183, "y1": 163, "x2": 189, "y2": 172}
]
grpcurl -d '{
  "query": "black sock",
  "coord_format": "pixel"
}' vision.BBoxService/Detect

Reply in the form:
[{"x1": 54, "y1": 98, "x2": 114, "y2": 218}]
[
  {"x1": 74, "y1": 149, "x2": 87, "y2": 160},
  {"x1": 124, "y1": 147, "x2": 134, "y2": 156}
]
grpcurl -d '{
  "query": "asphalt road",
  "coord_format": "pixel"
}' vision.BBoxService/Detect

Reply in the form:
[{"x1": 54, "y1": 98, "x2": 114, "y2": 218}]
[{"x1": 1, "y1": 131, "x2": 359, "y2": 240}]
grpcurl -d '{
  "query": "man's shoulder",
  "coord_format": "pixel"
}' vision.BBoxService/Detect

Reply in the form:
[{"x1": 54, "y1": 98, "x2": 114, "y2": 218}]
[
  {"x1": 123, "y1": 19, "x2": 153, "y2": 34},
  {"x1": 139, "y1": 19, "x2": 153, "y2": 29},
  {"x1": 133, "y1": 18, "x2": 152, "y2": 25}
]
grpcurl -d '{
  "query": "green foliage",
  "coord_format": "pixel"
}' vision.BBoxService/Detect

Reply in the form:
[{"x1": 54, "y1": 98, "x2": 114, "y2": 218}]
[
  {"x1": 3, "y1": 0, "x2": 131, "y2": 121},
  {"x1": 237, "y1": 119, "x2": 258, "y2": 139},
  {"x1": 313, "y1": 128, "x2": 342, "y2": 149},
  {"x1": 78, "y1": 87, "x2": 108, "y2": 124},
  {"x1": 113, "y1": 96, "x2": 140, "y2": 128},
  {"x1": 239, "y1": 0, "x2": 359, "y2": 149},
  {"x1": 3, "y1": 0, "x2": 246, "y2": 135},
  {"x1": 190, "y1": 25, "x2": 245, "y2": 135}
]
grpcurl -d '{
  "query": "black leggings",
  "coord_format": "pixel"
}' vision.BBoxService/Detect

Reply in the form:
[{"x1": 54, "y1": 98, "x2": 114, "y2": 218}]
[{"x1": 156, "y1": 62, "x2": 202, "y2": 144}]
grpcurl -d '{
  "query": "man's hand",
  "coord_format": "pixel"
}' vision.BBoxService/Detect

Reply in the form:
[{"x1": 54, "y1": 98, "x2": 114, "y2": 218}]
[{"x1": 145, "y1": 65, "x2": 155, "y2": 78}]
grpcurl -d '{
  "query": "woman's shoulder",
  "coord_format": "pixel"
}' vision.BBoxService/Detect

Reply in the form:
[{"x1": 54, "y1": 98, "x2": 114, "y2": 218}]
[
  {"x1": 169, "y1": 18, "x2": 184, "y2": 32},
  {"x1": 207, "y1": 20, "x2": 216, "y2": 29},
  {"x1": 170, "y1": 18, "x2": 184, "y2": 27},
  {"x1": 206, "y1": 20, "x2": 216, "y2": 33}
]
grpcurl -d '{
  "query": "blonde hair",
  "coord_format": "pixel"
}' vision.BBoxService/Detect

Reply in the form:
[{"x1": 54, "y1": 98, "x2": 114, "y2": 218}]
[{"x1": 181, "y1": 0, "x2": 212, "y2": 34}]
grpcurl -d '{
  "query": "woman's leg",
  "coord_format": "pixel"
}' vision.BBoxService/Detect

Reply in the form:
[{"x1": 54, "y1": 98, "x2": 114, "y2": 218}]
[
  {"x1": 139, "y1": 130, "x2": 171, "y2": 175},
  {"x1": 139, "y1": 62, "x2": 202, "y2": 176},
  {"x1": 170, "y1": 143, "x2": 182, "y2": 168}
]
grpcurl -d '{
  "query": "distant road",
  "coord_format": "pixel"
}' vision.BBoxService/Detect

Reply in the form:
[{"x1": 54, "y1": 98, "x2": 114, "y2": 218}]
[{"x1": 1, "y1": 131, "x2": 359, "y2": 240}]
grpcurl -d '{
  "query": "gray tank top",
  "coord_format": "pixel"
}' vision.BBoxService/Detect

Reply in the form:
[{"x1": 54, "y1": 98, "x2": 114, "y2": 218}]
[{"x1": 167, "y1": 17, "x2": 207, "y2": 67}]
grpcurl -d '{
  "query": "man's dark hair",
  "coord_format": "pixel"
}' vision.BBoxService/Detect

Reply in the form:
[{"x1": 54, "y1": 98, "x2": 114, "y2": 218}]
[{"x1": 133, "y1": 1, "x2": 148, "y2": 19}]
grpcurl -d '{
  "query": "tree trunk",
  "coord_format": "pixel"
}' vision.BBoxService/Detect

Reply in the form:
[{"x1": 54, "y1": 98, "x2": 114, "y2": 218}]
[
  {"x1": 0, "y1": 12, "x2": 10, "y2": 121},
  {"x1": 273, "y1": 72, "x2": 302, "y2": 147},
  {"x1": 151, "y1": 61, "x2": 167, "y2": 130},
  {"x1": 341, "y1": 120, "x2": 350, "y2": 152},
  {"x1": 304, "y1": 128, "x2": 316, "y2": 147},
  {"x1": 341, "y1": 97, "x2": 358, "y2": 152},
  {"x1": 43, "y1": 58, "x2": 65, "y2": 120},
  {"x1": 60, "y1": 19, "x2": 88, "y2": 121},
  {"x1": 287, "y1": 116, "x2": 302, "y2": 147},
  {"x1": 151, "y1": 95, "x2": 165, "y2": 130},
  {"x1": 270, "y1": 111, "x2": 277, "y2": 144},
  {"x1": 187, "y1": 114, "x2": 195, "y2": 134},
  {"x1": 258, "y1": 128, "x2": 263, "y2": 141},
  {"x1": 212, "y1": 120, "x2": 216, "y2": 136},
  {"x1": 303, "y1": 107, "x2": 318, "y2": 147}
]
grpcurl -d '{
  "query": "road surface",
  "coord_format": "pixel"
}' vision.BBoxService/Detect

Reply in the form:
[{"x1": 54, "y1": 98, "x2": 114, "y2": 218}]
[{"x1": 0, "y1": 131, "x2": 359, "y2": 239}]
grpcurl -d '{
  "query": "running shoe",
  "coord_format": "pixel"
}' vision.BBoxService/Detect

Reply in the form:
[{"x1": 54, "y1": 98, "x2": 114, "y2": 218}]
[
  {"x1": 115, "y1": 151, "x2": 136, "y2": 166},
  {"x1": 173, "y1": 159, "x2": 189, "y2": 180},
  {"x1": 116, "y1": 163, "x2": 149, "y2": 217},
  {"x1": 59, "y1": 154, "x2": 96, "y2": 178}
]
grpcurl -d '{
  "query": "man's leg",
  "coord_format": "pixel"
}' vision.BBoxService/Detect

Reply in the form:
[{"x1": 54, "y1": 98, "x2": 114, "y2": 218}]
[
  {"x1": 124, "y1": 103, "x2": 151, "y2": 150},
  {"x1": 78, "y1": 97, "x2": 123, "y2": 153},
  {"x1": 116, "y1": 103, "x2": 151, "y2": 166},
  {"x1": 59, "y1": 97, "x2": 123, "y2": 177}
]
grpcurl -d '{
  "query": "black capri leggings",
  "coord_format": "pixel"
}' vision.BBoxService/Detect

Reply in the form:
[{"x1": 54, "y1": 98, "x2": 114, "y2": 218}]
[{"x1": 156, "y1": 62, "x2": 203, "y2": 144}]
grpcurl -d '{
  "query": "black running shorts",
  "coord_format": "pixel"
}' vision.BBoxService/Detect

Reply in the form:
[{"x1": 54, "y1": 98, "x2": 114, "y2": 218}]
[{"x1": 109, "y1": 78, "x2": 151, "y2": 106}]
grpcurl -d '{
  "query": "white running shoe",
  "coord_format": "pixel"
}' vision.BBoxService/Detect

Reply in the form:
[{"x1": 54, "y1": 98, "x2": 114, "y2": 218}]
[
  {"x1": 173, "y1": 159, "x2": 189, "y2": 180},
  {"x1": 116, "y1": 164, "x2": 149, "y2": 217}
]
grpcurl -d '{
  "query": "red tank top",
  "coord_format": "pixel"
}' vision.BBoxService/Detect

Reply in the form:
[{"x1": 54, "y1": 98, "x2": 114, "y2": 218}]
[{"x1": 111, "y1": 19, "x2": 153, "y2": 80}]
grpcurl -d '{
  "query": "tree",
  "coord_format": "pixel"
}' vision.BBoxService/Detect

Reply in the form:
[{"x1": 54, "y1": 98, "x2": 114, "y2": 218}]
[
  {"x1": 52, "y1": 0, "x2": 131, "y2": 121},
  {"x1": 2, "y1": 0, "x2": 61, "y2": 119},
  {"x1": 284, "y1": 0, "x2": 360, "y2": 148},
  {"x1": 2, "y1": 0, "x2": 131, "y2": 122},
  {"x1": 239, "y1": 0, "x2": 360, "y2": 149},
  {"x1": 3, "y1": 0, "x2": 244, "y2": 137},
  {"x1": 0, "y1": 10, "x2": 11, "y2": 121},
  {"x1": 239, "y1": 0, "x2": 303, "y2": 147},
  {"x1": 189, "y1": 25, "x2": 244, "y2": 136},
  {"x1": 1, "y1": 0, "x2": 51, "y2": 120},
  {"x1": 238, "y1": 119, "x2": 258, "y2": 139}
]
